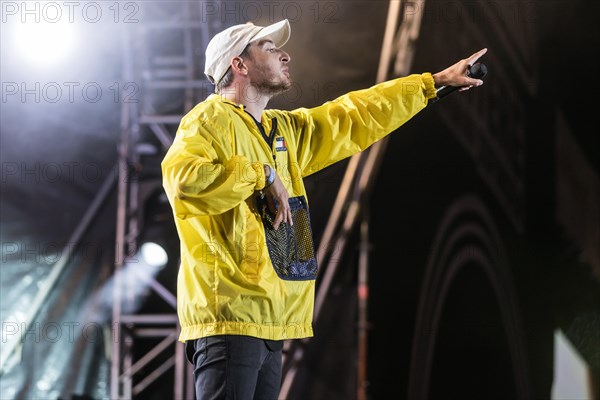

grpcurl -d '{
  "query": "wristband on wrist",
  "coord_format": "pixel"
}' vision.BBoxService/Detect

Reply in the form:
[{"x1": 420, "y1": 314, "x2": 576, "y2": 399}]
[{"x1": 264, "y1": 164, "x2": 276, "y2": 188}]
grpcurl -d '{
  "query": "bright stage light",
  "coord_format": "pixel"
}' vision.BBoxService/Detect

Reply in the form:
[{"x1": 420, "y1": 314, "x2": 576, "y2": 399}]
[
  {"x1": 140, "y1": 242, "x2": 169, "y2": 269},
  {"x1": 13, "y1": 20, "x2": 77, "y2": 67}
]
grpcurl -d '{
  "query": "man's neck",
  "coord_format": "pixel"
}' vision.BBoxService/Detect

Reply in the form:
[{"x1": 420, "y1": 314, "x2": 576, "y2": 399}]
[{"x1": 220, "y1": 85, "x2": 270, "y2": 121}]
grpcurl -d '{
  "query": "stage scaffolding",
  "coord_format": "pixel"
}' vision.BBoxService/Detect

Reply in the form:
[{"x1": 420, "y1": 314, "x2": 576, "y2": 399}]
[{"x1": 111, "y1": 2, "x2": 218, "y2": 399}]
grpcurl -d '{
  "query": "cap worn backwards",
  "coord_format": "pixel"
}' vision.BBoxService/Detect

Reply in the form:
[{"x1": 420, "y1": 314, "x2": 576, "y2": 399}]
[{"x1": 204, "y1": 19, "x2": 291, "y2": 86}]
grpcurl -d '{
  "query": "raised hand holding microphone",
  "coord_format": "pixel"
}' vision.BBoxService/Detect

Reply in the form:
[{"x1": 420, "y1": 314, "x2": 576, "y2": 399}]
[
  {"x1": 434, "y1": 62, "x2": 488, "y2": 100},
  {"x1": 430, "y1": 48, "x2": 488, "y2": 103}
]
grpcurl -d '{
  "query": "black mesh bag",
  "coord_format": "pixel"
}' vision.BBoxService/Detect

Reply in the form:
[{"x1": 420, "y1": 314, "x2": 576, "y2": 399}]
[{"x1": 257, "y1": 195, "x2": 318, "y2": 281}]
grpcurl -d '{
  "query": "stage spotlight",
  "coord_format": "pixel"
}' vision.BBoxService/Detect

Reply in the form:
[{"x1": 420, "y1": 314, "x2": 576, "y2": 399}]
[
  {"x1": 13, "y1": 20, "x2": 77, "y2": 67},
  {"x1": 90, "y1": 242, "x2": 170, "y2": 321},
  {"x1": 139, "y1": 241, "x2": 168, "y2": 270}
]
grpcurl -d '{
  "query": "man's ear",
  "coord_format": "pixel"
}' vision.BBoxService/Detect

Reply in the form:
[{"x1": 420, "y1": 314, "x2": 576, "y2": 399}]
[{"x1": 231, "y1": 56, "x2": 247, "y2": 75}]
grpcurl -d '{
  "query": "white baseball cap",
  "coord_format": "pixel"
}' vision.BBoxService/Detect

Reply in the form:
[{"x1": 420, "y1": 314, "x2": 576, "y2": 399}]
[{"x1": 204, "y1": 19, "x2": 291, "y2": 86}]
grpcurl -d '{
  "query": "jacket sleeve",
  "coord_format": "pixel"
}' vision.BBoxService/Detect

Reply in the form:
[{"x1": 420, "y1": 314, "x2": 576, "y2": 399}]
[
  {"x1": 161, "y1": 113, "x2": 266, "y2": 218},
  {"x1": 285, "y1": 73, "x2": 436, "y2": 177}
]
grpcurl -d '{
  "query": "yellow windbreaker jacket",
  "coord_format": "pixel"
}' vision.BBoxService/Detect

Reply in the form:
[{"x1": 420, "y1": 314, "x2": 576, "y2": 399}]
[{"x1": 161, "y1": 73, "x2": 437, "y2": 342}]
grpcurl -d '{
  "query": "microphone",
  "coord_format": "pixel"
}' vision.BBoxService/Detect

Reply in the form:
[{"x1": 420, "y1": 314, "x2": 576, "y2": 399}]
[{"x1": 430, "y1": 62, "x2": 488, "y2": 103}]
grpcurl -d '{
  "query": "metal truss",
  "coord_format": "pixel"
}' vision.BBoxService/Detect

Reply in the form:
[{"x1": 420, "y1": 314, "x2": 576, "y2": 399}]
[{"x1": 111, "y1": 2, "x2": 220, "y2": 399}]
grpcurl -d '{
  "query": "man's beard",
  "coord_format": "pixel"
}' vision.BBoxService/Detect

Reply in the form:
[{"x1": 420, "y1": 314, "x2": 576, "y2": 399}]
[
  {"x1": 253, "y1": 78, "x2": 292, "y2": 96},
  {"x1": 250, "y1": 66, "x2": 292, "y2": 96}
]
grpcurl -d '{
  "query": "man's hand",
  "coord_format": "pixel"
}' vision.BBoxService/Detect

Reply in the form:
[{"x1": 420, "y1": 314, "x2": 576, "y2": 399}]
[
  {"x1": 262, "y1": 172, "x2": 293, "y2": 230},
  {"x1": 433, "y1": 48, "x2": 488, "y2": 92}
]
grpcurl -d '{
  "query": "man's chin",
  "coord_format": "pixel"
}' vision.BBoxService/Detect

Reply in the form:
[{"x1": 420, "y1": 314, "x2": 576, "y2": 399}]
[
  {"x1": 278, "y1": 80, "x2": 293, "y2": 93},
  {"x1": 262, "y1": 80, "x2": 293, "y2": 96}
]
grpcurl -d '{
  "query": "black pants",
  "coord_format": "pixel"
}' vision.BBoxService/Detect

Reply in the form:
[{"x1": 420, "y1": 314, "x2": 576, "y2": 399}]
[{"x1": 185, "y1": 335, "x2": 283, "y2": 400}]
